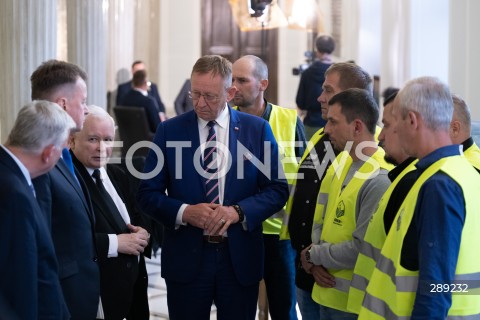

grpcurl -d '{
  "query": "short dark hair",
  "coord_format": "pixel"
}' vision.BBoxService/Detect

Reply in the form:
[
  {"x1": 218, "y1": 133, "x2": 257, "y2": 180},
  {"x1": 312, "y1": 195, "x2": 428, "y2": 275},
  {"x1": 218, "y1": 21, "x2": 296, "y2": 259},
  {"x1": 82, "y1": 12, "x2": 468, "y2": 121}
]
[
  {"x1": 315, "y1": 35, "x2": 335, "y2": 54},
  {"x1": 326, "y1": 62, "x2": 373, "y2": 94},
  {"x1": 132, "y1": 60, "x2": 144, "y2": 69},
  {"x1": 191, "y1": 55, "x2": 233, "y2": 89},
  {"x1": 328, "y1": 88, "x2": 379, "y2": 135},
  {"x1": 30, "y1": 60, "x2": 87, "y2": 100},
  {"x1": 383, "y1": 89, "x2": 399, "y2": 106},
  {"x1": 132, "y1": 70, "x2": 147, "y2": 87}
]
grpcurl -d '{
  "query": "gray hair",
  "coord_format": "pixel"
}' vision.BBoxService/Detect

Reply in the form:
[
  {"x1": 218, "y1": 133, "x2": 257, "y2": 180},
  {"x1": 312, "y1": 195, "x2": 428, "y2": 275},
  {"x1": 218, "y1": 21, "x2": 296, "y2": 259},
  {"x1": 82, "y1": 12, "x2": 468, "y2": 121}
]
[
  {"x1": 7, "y1": 100, "x2": 76, "y2": 153},
  {"x1": 396, "y1": 77, "x2": 453, "y2": 131},
  {"x1": 84, "y1": 105, "x2": 116, "y2": 130},
  {"x1": 191, "y1": 55, "x2": 233, "y2": 89}
]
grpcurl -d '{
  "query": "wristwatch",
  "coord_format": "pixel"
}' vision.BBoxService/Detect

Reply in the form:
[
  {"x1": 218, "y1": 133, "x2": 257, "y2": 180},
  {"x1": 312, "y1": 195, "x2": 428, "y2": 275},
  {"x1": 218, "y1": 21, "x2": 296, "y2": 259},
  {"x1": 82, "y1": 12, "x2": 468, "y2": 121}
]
[
  {"x1": 232, "y1": 205, "x2": 244, "y2": 223},
  {"x1": 305, "y1": 248, "x2": 313, "y2": 264}
]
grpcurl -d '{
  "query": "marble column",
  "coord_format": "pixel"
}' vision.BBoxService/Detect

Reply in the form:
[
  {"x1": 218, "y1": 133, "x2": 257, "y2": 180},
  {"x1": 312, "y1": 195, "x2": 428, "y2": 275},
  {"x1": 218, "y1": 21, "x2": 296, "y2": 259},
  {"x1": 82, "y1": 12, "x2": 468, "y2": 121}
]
[
  {"x1": 106, "y1": 0, "x2": 135, "y2": 92},
  {"x1": 0, "y1": 0, "x2": 57, "y2": 141},
  {"x1": 66, "y1": 0, "x2": 108, "y2": 108}
]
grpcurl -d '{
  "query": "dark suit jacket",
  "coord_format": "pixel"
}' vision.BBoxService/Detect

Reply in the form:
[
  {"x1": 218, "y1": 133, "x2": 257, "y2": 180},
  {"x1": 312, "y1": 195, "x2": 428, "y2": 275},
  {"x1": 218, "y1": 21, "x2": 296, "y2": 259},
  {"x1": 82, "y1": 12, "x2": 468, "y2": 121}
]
[
  {"x1": 33, "y1": 157, "x2": 100, "y2": 320},
  {"x1": 120, "y1": 89, "x2": 161, "y2": 133},
  {"x1": 117, "y1": 80, "x2": 165, "y2": 113},
  {"x1": 137, "y1": 107, "x2": 289, "y2": 286},
  {"x1": 174, "y1": 79, "x2": 194, "y2": 115},
  {"x1": 72, "y1": 154, "x2": 150, "y2": 320},
  {"x1": 0, "y1": 147, "x2": 69, "y2": 319}
]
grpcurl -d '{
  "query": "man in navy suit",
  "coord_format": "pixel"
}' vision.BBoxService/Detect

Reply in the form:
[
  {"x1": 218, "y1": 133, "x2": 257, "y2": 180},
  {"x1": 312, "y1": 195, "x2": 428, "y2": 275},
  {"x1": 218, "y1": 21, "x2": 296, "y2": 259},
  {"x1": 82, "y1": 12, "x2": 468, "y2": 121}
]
[
  {"x1": 0, "y1": 100, "x2": 75, "y2": 319},
  {"x1": 137, "y1": 55, "x2": 289, "y2": 319},
  {"x1": 31, "y1": 60, "x2": 101, "y2": 319},
  {"x1": 120, "y1": 69, "x2": 162, "y2": 132},
  {"x1": 116, "y1": 60, "x2": 166, "y2": 119},
  {"x1": 70, "y1": 106, "x2": 151, "y2": 319}
]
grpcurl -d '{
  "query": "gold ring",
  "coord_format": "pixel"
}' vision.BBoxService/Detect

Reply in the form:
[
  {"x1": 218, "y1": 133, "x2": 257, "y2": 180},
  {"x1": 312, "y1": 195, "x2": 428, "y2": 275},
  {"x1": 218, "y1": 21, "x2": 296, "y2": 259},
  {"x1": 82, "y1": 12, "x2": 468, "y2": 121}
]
[{"x1": 220, "y1": 218, "x2": 226, "y2": 224}]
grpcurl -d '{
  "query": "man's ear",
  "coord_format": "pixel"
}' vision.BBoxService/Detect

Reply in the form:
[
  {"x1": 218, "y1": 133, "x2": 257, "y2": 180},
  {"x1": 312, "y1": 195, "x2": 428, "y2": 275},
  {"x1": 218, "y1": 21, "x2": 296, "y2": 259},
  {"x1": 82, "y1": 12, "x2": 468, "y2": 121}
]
[
  {"x1": 408, "y1": 110, "x2": 419, "y2": 129},
  {"x1": 55, "y1": 97, "x2": 67, "y2": 110},
  {"x1": 41, "y1": 144, "x2": 56, "y2": 164},
  {"x1": 259, "y1": 79, "x2": 269, "y2": 91},
  {"x1": 353, "y1": 119, "x2": 363, "y2": 135},
  {"x1": 68, "y1": 134, "x2": 76, "y2": 150},
  {"x1": 450, "y1": 120, "x2": 461, "y2": 139},
  {"x1": 226, "y1": 86, "x2": 237, "y2": 102}
]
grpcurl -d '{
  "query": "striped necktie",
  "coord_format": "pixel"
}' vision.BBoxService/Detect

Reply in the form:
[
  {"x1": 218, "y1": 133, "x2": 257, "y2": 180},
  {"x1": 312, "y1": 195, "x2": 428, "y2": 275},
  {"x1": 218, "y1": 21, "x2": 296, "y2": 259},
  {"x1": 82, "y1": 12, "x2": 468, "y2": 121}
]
[{"x1": 204, "y1": 121, "x2": 219, "y2": 204}]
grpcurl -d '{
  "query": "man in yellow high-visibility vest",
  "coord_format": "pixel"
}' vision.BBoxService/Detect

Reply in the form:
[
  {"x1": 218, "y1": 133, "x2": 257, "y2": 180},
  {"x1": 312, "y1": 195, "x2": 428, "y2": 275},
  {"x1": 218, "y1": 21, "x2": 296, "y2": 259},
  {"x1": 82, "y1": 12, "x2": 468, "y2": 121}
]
[
  {"x1": 347, "y1": 90, "x2": 417, "y2": 313},
  {"x1": 359, "y1": 77, "x2": 480, "y2": 319},
  {"x1": 449, "y1": 94, "x2": 480, "y2": 171},
  {"x1": 233, "y1": 55, "x2": 306, "y2": 320},
  {"x1": 300, "y1": 88, "x2": 392, "y2": 319}
]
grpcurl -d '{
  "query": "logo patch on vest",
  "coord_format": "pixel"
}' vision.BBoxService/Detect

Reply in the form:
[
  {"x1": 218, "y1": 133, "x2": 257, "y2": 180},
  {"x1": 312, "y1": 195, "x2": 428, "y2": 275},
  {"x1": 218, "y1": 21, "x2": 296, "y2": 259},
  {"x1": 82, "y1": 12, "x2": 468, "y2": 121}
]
[{"x1": 334, "y1": 200, "x2": 345, "y2": 225}]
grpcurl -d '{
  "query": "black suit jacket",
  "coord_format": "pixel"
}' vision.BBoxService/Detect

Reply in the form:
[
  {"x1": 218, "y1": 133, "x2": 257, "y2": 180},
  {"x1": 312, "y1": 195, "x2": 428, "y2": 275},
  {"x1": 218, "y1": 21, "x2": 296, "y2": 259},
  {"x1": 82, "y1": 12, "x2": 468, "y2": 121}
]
[
  {"x1": 33, "y1": 157, "x2": 100, "y2": 320},
  {"x1": 117, "y1": 80, "x2": 165, "y2": 113},
  {"x1": 0, "y1": 147, "x2": 69, "y2": 319},
  {"x1": 120, "y1": 89, "x2": 161, "y2": 133},
  {"x1": 72, "y1": 153, "x2": 150, "y2": 320}
]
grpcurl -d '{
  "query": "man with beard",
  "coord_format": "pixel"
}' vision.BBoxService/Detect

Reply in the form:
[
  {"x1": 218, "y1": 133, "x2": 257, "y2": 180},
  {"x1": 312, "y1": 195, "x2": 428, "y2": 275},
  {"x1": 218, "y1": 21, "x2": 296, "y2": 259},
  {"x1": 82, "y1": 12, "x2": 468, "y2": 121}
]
[{"x1": 232, "y1": 55, "x2": 306, "y2": 320}]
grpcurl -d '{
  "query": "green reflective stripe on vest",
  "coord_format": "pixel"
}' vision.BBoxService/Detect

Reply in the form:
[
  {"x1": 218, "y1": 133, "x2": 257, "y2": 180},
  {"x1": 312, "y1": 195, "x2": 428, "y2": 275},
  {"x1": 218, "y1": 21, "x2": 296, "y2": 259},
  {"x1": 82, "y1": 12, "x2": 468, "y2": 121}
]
[
  {"x1": 280, "y1": 128, "x2": 325, "y2": 239},
  {"x1": 348, "y1": 160, "x2": 417, "y2": 314},
  {"x1": 312, "y1": 148, "x2": 392, "y2": 312},
  {"x1": 262, "y1": 104, "x2": 298, "y2": 234},
  {"x1": 359, "y1": 155, "x2": 480, "y2": 319}
]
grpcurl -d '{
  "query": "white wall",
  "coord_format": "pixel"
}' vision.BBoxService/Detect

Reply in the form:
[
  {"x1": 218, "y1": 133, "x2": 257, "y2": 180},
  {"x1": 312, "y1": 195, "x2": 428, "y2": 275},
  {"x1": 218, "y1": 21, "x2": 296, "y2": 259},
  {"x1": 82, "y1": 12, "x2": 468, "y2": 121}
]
[{"x1": 449, "y1": 0, "x2": 480, "y2": 120}]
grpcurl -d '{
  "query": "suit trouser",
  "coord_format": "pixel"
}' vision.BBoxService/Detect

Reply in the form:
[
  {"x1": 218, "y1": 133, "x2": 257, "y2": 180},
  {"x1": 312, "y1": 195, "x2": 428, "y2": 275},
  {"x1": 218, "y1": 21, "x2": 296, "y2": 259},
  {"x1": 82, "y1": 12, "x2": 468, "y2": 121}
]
[{"x1": 165, "y1": 242, "x2": 259, "y2": 320}]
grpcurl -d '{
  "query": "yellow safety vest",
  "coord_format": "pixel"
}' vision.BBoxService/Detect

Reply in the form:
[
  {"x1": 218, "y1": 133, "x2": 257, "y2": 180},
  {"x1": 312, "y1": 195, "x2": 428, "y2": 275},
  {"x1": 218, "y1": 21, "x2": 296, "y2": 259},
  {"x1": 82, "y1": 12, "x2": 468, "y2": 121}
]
[
  {"x1": 233, "y1": 104, "x2": 299, "y2": 235},
  {"x1": 280, "y1": 127, "x2": 327, "y2": 239},
  {"x1": 347, "y1": 159, "x2": 418, "y2": 314},
  {"x1": 359, "y1": 155, "x2": 480, "y2": 319},
  {"x1": 311, "y1": 148, "x2": 393, "y2": 312},
  {"x1": 280, "y1": 126, "x2": 383, "y2": 240},
  {"x1": 464, "y1": 142, "x2": 480, "y2": 171}
]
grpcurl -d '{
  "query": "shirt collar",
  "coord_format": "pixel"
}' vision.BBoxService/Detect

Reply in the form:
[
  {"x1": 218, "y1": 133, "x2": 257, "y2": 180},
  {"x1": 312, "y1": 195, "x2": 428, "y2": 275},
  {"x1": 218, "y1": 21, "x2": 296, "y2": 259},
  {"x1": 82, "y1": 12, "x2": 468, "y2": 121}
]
[
  {"x1": 415, "y1": 144, "x2": 462, "y2": 173},
  {"x1": 198, "y1": 104, "x2": 230, "y2": 129},
  {"x1": 85, "y1": 166, "x2": 106, "y2": 179},
  {"x1": 133, "y1": 87, "x2": 148, "y2": 96},
  {"x1": 461, "y1": 137, "x2": 474, "y2": 152}
]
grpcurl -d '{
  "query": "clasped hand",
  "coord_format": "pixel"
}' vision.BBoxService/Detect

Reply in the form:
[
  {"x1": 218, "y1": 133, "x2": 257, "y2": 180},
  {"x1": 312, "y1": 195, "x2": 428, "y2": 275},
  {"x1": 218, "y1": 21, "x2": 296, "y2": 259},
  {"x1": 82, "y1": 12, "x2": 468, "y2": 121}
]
[
  {"x1": 183, "y1": 203, "x2": 239, "y2": 235},
  {"x1": 300, "y1": 245, "x2": 336, "y2": 288},
  {"x1": 117, "y1": 224, "x2": 149, "y2": 256}
]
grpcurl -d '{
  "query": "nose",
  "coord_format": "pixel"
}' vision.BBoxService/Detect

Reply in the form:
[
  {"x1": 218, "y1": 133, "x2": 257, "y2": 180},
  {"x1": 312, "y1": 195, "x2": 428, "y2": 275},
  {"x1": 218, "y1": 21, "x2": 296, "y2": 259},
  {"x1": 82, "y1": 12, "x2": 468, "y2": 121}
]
[
  {"x1": 378, "y1": 128, "x2": 385, "y2": 143},
  {"x1": 324, "y1": 121, "x2": 331, "y2": 135},
  {"x1": 317, "y1": 91, "x2": 325, "y2": 104}
]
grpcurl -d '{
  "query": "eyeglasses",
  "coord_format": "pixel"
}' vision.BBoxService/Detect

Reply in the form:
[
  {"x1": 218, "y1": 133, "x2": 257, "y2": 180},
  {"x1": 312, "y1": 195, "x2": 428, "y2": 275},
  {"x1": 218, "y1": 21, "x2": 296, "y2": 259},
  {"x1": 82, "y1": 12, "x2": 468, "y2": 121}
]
[{"x1": 189, "y1": 91, "x2": 221, "y2": 104}]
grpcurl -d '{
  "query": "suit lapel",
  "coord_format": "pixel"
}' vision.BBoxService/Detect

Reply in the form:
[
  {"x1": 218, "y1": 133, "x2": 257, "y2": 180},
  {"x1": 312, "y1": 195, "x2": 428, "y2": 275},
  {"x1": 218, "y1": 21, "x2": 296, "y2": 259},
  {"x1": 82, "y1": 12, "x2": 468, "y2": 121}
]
[
  {"x1": 186, "y1": 112, "x2": 206, "y2": 194},
  {"x1": 224, "y1": 107, "x2": 240, "y2": 199},
  {"x1": 71, "y1": 155, "x2": 127, "y2": 233}
]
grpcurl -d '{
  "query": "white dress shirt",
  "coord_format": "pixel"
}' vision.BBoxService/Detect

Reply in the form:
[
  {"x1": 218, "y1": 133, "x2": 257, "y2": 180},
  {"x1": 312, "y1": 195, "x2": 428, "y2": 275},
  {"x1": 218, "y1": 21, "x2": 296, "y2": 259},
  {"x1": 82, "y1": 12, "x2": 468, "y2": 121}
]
[
  {"x1": 176, "y1": 105, "x2": 230, "y2": 226},
  {"x1": 88, "y1": 166, "x2": 130, "y2": 258}
]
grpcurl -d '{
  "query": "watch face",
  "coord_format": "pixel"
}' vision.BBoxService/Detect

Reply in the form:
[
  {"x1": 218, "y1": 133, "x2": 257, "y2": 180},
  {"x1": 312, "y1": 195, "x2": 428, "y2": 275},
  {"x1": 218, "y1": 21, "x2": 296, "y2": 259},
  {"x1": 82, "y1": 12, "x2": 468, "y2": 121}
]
[{"x1": 305, "y1": 250, "x2": 312, "y2": 263}]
